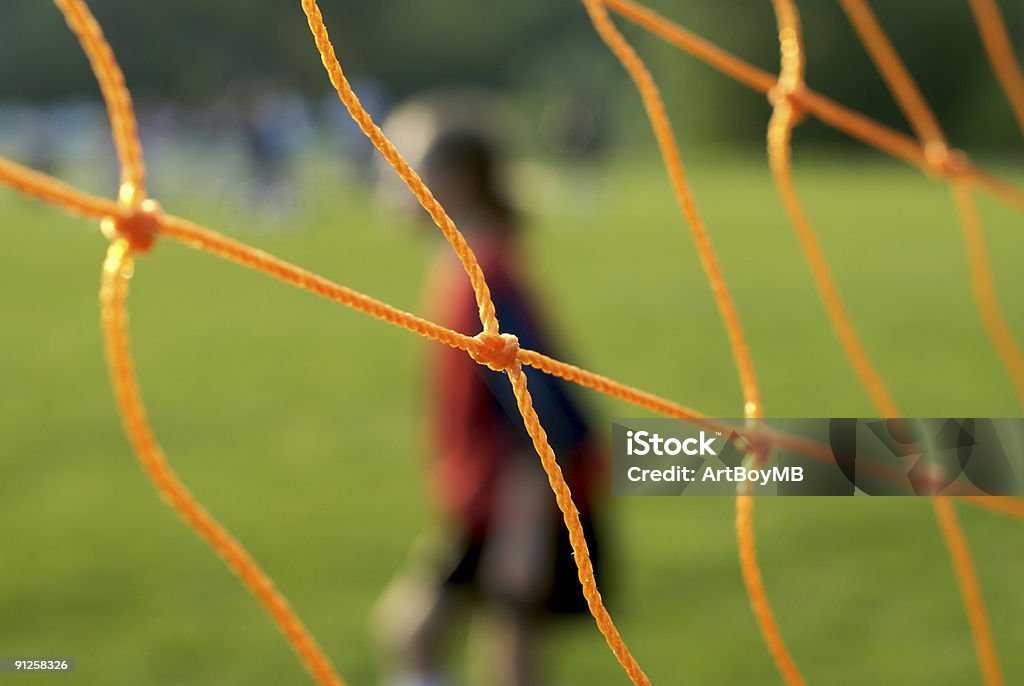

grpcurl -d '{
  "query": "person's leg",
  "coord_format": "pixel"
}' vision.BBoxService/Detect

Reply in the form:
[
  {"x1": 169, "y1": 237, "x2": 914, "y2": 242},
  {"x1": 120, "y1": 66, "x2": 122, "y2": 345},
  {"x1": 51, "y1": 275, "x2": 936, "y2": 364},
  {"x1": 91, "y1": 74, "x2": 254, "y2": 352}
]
[
  {"x1": 467, "y1": 455, "x2": 556, "y2": 686},
  {"x1": 372, "y1": 562, "x2": 468, "y2": 686},
  {"x1": 466, "y1": 605, "x2": 541, "y2": 686},
  {"x1": 480, "y1": 454, "x2": 556, "y2": 606}
]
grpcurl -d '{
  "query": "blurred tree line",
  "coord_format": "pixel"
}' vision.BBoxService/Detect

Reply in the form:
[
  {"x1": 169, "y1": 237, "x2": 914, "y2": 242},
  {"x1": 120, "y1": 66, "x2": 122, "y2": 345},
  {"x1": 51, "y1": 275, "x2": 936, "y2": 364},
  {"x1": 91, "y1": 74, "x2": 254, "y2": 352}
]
[{"x1": 1, "y1": 0, "x2": 1022, "y2": 153}]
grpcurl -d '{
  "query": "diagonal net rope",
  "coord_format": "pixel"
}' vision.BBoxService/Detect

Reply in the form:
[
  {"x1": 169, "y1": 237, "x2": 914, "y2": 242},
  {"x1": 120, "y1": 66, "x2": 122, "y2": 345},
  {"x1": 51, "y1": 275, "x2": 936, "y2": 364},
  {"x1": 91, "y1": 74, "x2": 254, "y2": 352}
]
[
  {"x1": 1, "y1": 0, "x2": 1023, "y2": 684},
  {"x1": 966, "y1": 0, "x2": 1024, "y2": 136}
]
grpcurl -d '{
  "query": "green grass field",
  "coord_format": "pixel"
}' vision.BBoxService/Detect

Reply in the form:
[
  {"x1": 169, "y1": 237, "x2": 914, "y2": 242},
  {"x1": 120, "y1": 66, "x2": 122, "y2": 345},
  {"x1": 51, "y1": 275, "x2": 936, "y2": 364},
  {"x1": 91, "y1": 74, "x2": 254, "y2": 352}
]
[{"x1": 1, "y1": 151, "x2": 1022, "y2": 685}]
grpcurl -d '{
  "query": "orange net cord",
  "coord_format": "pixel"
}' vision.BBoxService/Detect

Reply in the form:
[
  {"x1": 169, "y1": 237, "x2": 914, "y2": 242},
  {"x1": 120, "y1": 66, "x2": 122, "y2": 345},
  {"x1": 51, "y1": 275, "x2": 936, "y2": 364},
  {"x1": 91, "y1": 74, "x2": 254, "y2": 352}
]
[
  {"x1": 0, "y1": 156, "x2": 120, "y2": 218},
  {"x1": 161, "y1": 209, "x2": 709, "y2": 424},
  {"x1": 298, "y1": 0, "x2": 498, "y2": 335},
  {"x1": 100, "y1": 240, "x2": 345, "y2": 686},
  {"x1": 840, "y1": 0, "x2": 1024, "y2": 409},
  {"x1": 153, "y1": 194, "x2": 658, "y2": 684},
  {"x1": 950, "y1": 180, "x2": 1024, "y2": 405},
  {"x1": 47, "y1": 0, "x2": 347, "y2": 680},
  {"x1": 53, "y1": 0, "x2": 145, "y2": 195},
  {"x1": 736, "y1": 495, "x2": 805, "y2": 686},
  {"x1": 507, "y1": 360, "x2": 651, "y2": 686},
  {"x1": 602, "y1": 0, "x2": 776, "y2": 93},
  {"x1": 579, "y1": 0, "x2": 762, "y2": 421},
  {"x1": 578, "y1": 2, "x2": 813, "y2": 683},
  {"x1": 51, "y1": 0, "x2": 346, "y2": 681},
  {"x1": 730, "y1": 5, "x2": 810, "y2": 685},
  {"x1": 836, "y1": 3, "x2": 1024, "y2": 394},
  {"x1": 965, "y1": 0, "x2": 1024, "y2": 136},
  {"x1": 0, "y1": 0, "x2": 1010, "y2": 512},
  {"x1": 299, "y1": 1, "x2": 649, "y2": 681},
  {"x1": 0, "y1": 0, "x2": 1021, "y2": 684},
  {"x1": 961, "y1": 495, "x2": 1024, "y2": 520},
  {"x1": 837, "y1": 0, "x2": 947, "y2": 146},
  {"x1": 6, "y1": 150, "x2": 1020, "y2": 686},
  {"x1": 0, "y1": 153, "x2": 895, "y2": 470},
  {"x1": 602, "y1": 0, "x2": 1024, "y2": 215},
  {"x1": 834, "y1": 2, "x2": 1006, "y2": 683},
  {"x1": 12, "y1": 145, "x2": 1024, "y2": 502},
  {"x1": 932, "y1": 497, "x2": 1006, "y2": 686},
  {"x1": 767, "y1": 0, "x2": 900, "y2": 418}
]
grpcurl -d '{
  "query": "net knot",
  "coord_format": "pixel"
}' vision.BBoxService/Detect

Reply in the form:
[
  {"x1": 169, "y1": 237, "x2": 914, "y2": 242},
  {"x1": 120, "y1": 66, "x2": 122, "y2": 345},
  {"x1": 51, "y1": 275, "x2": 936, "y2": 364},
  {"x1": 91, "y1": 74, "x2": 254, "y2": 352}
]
[
  {"x1": 924, "y1": 142, "x2": 969, "y2": 179},
  {"x1": 470, "y1": 331, "x2": 520, "y2": 372},
  {"x1": 745, "y1": 421, "x2": 775, "y2": 465},
  {"x1": 768, "y1": 85, "x2": 808, "y2": 126},
  {"x1": 735, "y1": 421, "x2": 775, "y2": 496},
  {"x1": 100, "y1": 183, "x2": 162, "y2": 254}
]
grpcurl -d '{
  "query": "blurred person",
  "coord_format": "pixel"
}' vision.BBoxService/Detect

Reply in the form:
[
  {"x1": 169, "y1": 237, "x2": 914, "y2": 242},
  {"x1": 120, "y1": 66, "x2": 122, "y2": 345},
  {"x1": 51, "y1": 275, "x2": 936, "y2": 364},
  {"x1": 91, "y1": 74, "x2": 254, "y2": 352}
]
[
  {"x1": 237, "y1": 81, "x2": 312, "y2": 224},
  {"x1": 371, "y1": 93, "x2": 609, "y2": 686},
  {"x1": 319, "y1": 77, "x2": 391, "y2": 178}
]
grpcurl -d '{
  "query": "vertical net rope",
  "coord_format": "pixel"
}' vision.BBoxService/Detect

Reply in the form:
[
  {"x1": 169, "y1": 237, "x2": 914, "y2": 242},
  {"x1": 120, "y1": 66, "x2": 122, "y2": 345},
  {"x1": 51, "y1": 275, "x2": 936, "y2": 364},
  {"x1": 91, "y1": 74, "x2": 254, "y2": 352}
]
[{"x1": 835, "y1": 3, "x2": 1010, "y2": 682}]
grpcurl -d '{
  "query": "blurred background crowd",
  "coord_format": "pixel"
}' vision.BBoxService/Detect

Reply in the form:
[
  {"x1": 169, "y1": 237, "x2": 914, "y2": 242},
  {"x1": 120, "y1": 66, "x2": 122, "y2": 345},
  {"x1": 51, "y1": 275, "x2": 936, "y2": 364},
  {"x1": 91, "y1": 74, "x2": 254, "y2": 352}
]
[{"x1": 1, "y1": 0, "x2": 1022, "y2": 224}]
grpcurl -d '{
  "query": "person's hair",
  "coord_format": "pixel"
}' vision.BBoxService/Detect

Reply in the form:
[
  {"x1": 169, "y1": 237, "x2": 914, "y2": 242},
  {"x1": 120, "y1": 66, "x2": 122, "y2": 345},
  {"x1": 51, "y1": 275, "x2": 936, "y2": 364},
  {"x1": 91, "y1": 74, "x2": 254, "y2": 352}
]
[{"x1": 422, "y1": 128, "x2": 517, "y2": 225}]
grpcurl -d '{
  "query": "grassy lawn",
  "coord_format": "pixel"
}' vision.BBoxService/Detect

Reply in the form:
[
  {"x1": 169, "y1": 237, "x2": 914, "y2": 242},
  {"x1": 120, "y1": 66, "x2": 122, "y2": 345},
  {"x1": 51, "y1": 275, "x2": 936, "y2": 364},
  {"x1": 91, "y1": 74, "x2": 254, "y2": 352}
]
[{"x1": 1, "y1": 150, "x2": 1022, "y2": 685}]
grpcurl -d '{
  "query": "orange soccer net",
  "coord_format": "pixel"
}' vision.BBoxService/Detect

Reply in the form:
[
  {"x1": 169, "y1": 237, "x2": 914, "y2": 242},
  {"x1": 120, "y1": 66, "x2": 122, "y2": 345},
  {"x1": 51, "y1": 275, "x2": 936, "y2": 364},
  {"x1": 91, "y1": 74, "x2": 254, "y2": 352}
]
[{"x1": 2, "y1": 0, "x2": 1023, "y2": 684}]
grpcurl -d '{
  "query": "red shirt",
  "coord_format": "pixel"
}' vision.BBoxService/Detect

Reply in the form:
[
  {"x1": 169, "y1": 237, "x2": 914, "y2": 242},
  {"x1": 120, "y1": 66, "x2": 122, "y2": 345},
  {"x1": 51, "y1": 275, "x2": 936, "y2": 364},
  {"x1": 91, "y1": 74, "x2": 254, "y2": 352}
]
[{"x1": 424, "y1": 233, "x2": 605, "y2": 538}]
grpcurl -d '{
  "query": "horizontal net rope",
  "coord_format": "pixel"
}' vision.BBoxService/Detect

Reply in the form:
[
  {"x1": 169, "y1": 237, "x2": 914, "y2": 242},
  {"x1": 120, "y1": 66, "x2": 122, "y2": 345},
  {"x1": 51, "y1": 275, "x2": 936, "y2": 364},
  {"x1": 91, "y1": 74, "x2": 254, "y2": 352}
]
[
  {"x1": 0, "y1": 156, "x2": 120, "y2": 218},
  {"x1": 961, "y1": 495, "x2": 1024, "y2": 519},
  {"x1": 603, "y1": 0, "x2": 1024, "y2": 215},
  {"x1": 7, "y1": 152, "x2": 1001, "y2": 488},
  {"x1": 0, "y1": 0, "x2": 1022, "y2": 684},
  {"x1": 0, "y1": 2, "x2": 1015, "y2": 506},
  {"x1": 966, "y1": 0, "x2": 1024, "y2": 135}
]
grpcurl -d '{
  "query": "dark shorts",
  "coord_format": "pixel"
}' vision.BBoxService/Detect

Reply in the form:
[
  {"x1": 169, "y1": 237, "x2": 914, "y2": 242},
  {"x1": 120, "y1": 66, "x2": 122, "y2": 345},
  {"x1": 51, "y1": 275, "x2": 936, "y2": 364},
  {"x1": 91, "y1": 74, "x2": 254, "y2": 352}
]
[{"x1": 442, "y1": 514, "x2": 606, "y2": 616}]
